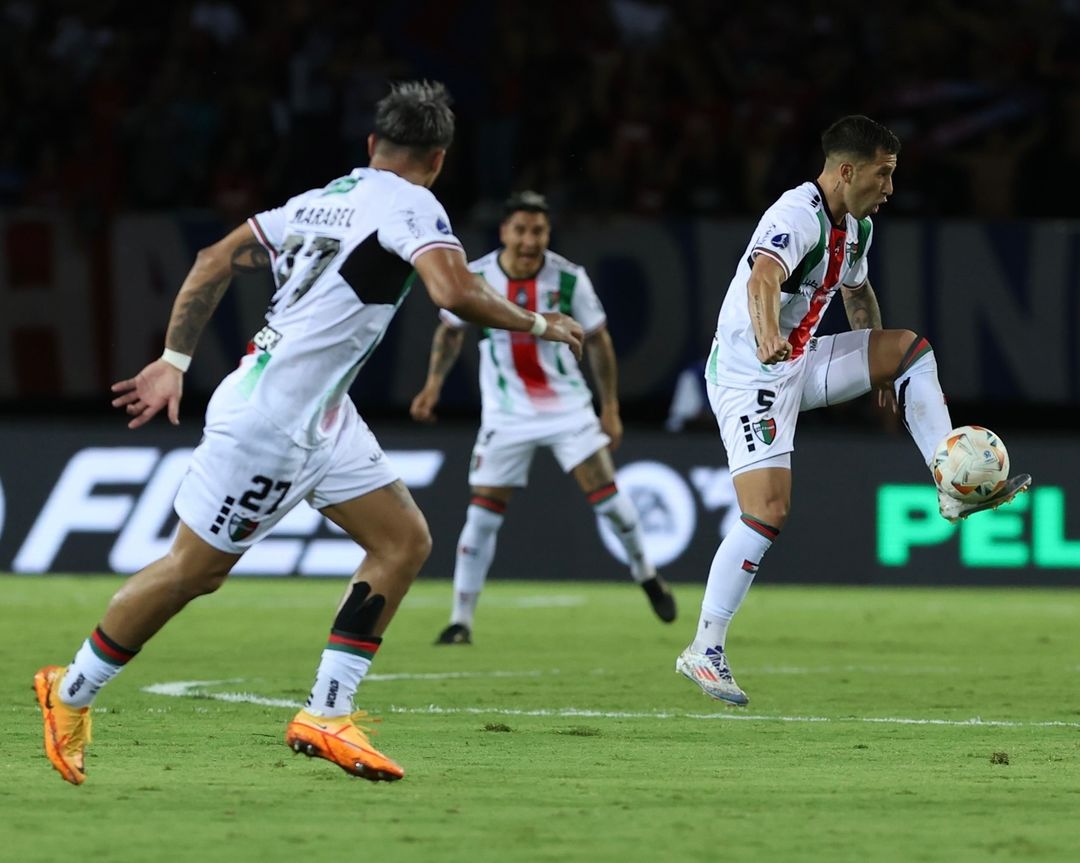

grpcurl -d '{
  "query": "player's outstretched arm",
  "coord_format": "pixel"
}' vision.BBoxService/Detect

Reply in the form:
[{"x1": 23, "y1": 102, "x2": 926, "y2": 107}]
[
  {"x1": 747, "y1": 254, "x2": 792, "y2": 364},
  {"x1": 111, "y1": 223, "x2": 270, "y2": 429},
  {"x1": 415, "y1": 247, "x2": 583, "y2": 360},
  {"x1": 410, "y1": 322, "x2": 465, "y2": 423},
  {"x1": 585, "y1": 326, "x2": 623, "y2": 451}
]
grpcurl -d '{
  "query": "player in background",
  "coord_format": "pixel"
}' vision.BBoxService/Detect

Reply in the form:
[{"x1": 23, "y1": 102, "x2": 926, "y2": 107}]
[
  {"x1": 410, "y1": 191, "x2": 676, "y2": 644},
  {"x1": 677, "y1": 115, "x2": 1031, "y2": 706},
  {"x1": 33, "y1": 81, "x2": 584, "y2": 785}
]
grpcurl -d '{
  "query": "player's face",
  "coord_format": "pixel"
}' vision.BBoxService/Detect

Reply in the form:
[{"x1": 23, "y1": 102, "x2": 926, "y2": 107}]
[
  {"x1": 500, "y1": 211, "x2": 550, "y2": 269},
  {"x1": 846, "y1": 149, "x2": 896, "y2": 219}
]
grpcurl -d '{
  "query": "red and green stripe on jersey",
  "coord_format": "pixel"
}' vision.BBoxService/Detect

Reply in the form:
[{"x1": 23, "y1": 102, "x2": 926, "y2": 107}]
[
  {"x1": 784, "y1": 213, "x2": 872, "y2": 359},
  {"x1": 507, "y1": 276, "x2": 556, "y2": 401}
]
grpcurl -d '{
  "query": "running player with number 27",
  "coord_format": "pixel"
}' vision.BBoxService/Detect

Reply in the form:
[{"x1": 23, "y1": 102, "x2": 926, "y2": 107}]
[{"x1": 33, "y1": 81, "x2": 583, "y2": 785}]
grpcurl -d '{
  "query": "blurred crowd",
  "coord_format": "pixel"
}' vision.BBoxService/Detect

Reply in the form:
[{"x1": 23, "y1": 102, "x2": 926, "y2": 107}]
[{"x1": 3, "y1": 0, "x2": 1078, "y2": 229}]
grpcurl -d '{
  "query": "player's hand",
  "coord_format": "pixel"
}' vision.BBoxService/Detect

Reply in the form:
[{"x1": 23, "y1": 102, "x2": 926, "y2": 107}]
[
  {"x1": 756, "y1": 335, "x2": 793, "y2": 365},
  {"x1": 540, "y1": 313, "x2": 584, "y2": 360},
  {"x1": 600, "y1": 402, "x2": 623, "y2": 451},
  {"x1": 410, "y1": 385, "x2": 441, "y2": 423},
  {"x1": 111, "y1": 359, "x2": 183, "y2": 429}
]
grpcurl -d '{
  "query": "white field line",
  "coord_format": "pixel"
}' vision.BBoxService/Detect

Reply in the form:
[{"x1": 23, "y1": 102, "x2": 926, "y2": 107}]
[
  {"x1": 140, "y1": 679, "x2": 1080, "y2": 729},
  {"x1": 404, "y1": 594, "x2": 586, "y2": 609}
]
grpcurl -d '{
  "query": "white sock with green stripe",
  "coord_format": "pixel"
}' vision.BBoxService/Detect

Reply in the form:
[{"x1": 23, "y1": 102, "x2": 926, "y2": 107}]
[
  {"x1": 893, "y1": 336, "x2": 952, "y2": 466},
  {"x1": 692, "y1": 515, "x2": 779, "y2": 651},
  {"x1": 590, "y1": 483, "x2": 655, "y2": 583},
  {"x1": 59, "y1": 625, "x2": 139, "y2": 708}
]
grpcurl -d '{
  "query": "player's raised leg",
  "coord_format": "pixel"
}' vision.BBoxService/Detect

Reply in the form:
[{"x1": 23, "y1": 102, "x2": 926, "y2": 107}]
[
  {"x1": 571, "y1": 448, "x2": 676, "y2": 623},
  {"x1": 286, "y1": 480, "x2": 431, "y2": 781},
  {"x1": 868, "y1": 329, "x2": 1031, "y2": 520},
  {"x1": 434, "y1": 486, "x2": 513, "y2": 645},
  {"x1": 35, "y1": 524, "x2": 241, "y2": 784}
]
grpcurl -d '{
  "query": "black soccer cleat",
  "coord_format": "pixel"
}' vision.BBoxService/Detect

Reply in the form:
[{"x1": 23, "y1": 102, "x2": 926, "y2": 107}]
[
  {"x1": 434, "y1": 623, "x2": 473, "y2": 645},
  {"x1": 641, "y1": 575, "x2": 677, "y2": 623}
]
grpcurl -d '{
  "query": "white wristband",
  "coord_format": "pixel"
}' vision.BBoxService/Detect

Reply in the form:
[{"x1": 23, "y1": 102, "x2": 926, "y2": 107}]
[
  {"x1": 161, "y1": 348, "x2": 192, "y2": 372},
  {"x1": 529, "y1": 312, "x2": 548, "y2": 337}
]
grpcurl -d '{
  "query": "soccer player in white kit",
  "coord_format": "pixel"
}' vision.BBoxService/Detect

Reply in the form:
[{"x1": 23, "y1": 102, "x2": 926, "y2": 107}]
[
  {"x1": 410, "y1": 191, "x2": 676, "y2": 644},
  {"x1": 676, "y1": 115, "x2": 1031, "y2": 706},
  {"x1": 33, "y1": 81, "x2": 584, "y2": 785}
]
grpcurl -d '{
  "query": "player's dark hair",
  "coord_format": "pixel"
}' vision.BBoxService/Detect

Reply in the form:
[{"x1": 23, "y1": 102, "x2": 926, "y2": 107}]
[
  {"x1": 502, "y1": 190, "x2": 550, "y2": 222},
  {"x1": 373, "y1": 80, "x2": 455, "y2": 153},
  {"x1": 821, "y1": 115, "x2": 901, "y2": 161}
]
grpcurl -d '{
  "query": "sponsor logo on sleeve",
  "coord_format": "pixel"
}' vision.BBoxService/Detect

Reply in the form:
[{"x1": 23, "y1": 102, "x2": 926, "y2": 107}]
[
  {"x1": 770, "y1": 233, "x2": 790, "y2": 250},
  {"x1": 435, "y1": 217, "x2": 452, "y2": 235}
]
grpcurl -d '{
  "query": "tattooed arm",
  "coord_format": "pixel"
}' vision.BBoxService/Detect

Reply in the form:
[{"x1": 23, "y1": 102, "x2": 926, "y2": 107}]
[
  {"x1": 111, "y1": 223, "x2": 270, "y2": 429},
  {"x1": 840, "y1": 279, "x2": 883, "y2": 331},
  {"x1": 746, "y1": 254, "x2": 791, "y2": 364},
  {"x1": 409, "y1": 321, "x2": 466, "y2": 423},
  {"x1": 842, "y1": 279, "x2": 895, "y2": 411}
]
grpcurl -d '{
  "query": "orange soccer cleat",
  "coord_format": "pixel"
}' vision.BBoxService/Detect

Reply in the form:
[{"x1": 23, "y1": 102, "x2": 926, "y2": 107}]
[
  {"x1": 285, "y1": 708, "x2": 404, "y2": 782},
  {"x1": 34, "y1": 665, "x2": 93, "y2": 786}
]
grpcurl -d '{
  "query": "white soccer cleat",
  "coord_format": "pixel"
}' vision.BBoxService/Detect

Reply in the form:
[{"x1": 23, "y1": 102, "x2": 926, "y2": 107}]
[
  {"x1": 675, "y1": 646, "x2": 749, "y2": 705},
  {"x1": 938, "y1": 473, "x2": 1032, "y2": 523}
]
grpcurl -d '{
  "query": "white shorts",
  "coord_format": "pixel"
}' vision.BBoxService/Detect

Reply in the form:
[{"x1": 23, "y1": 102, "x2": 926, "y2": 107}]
[
  {"x1": 468, "y1": 409, "x2": 611, "y2": 487},
  {"x1": 709, "y1": 330, "x2": 872, "y2": 476},
  {"x1": 174, "y1": 391, "x2": 399, "y2": 554}
]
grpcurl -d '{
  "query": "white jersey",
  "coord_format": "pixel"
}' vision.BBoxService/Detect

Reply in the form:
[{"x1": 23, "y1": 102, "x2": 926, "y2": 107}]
[
  {"x1": 441, "y1": 249, "x2": 607, "y2": 424},
  {"x1": 236, "y1": 167, "x2": 462, "y2": 447},
  {"x1": 707, "y1": 181, "x2": 873, "y2": 387}
]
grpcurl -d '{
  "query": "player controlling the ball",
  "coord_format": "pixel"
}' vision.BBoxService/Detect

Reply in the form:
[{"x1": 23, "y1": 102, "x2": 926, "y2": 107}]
[{"x1": 676, "y1": 114, "x2": 1031, "y2": 706}]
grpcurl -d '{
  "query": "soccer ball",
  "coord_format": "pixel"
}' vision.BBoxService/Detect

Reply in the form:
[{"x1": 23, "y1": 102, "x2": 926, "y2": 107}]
[{"x1": 931, "y1": 425, "x2": 1009, "y2": 502}]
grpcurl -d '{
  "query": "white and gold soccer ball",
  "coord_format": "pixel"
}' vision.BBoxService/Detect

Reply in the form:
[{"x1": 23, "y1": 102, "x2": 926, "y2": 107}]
[{"x1": 932, "y1": 425, "x2": 1010, "y2": 503}]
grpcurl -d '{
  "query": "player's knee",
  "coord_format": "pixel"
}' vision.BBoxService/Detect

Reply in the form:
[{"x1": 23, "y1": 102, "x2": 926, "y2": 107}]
[
  {"x1": 166, "y1": 555, "x2": 232, "y2": 599},
  {"x1": 391, "y1": 511, "x2": 432, "y2": 573},
  {"x1": 748, "y1": 498, "x2": 789, "y2": 530}
]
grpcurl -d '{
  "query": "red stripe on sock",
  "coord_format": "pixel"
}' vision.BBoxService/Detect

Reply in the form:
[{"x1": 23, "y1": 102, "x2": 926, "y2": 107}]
[
  {"x1": 327, "y1": 633, "x2": 381, "y2": 653},
  {"x1": 91, "y1": 628, "x2": 136, "y2": 664},
  {"x1": 587, "y1": 483, "x2": 618, "y2": 506},
  {"x1": 740, "y1": 514, "x2": 780, "y2": 540},
  {"x1": 471, "y1": 496, "x2": 507, "y2": 515}
]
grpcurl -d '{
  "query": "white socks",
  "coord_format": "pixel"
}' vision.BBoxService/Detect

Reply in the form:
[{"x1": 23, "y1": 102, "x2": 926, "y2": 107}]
[
  {"x1": 305, "y1": 648, "x2": 375, "y2": 718},
  {"x1": 692, "y1": 515, "x2": 778, "y2": 652},
  {"x1": 893, "y1": 337, "x2": 953, "y2": 466},
  {"x1": 591, "y1": 485, "x2": 655, "y2": 582},
  {"x1": 450, "y1": 501, "x2": 505, "y2": 627},
  {"x1": 59, "y1": 627, "x2": 138, "y2": 708}
]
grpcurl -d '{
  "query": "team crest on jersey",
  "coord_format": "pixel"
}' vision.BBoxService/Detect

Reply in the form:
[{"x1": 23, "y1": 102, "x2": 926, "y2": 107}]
[
  {"x1": 228, "y1": 514, "x2": 259, "y2": 542},
  {"x1": 846, "y1": 240, "x2": 860, "y2": 265},
  {"x1": 546, "y1": 289, "x2": 560, "y2": 308},
  {"x1": 515, "y1": 288, "x2": 529, "y2": 306},
  {"x1": 753, "y1": 418, "x2": 777, "y2": 445}
]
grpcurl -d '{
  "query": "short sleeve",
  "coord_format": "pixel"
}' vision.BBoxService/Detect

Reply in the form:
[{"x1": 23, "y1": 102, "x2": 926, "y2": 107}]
[
  {"x1": 378, "y1": 187, "x2": 464, "y2": 265},
  {"x1": 842, "y1": 219, "x2": 874, "y2": 287},
  {"x1": 248, "y1": 205, "x2": 291, "y2": 254},
  {"x1": 569, "y1": 268, "x2": 607, "y2": 334},
  {"x1": 747, "y1": 206, "x2": 821, "y2": 281}
]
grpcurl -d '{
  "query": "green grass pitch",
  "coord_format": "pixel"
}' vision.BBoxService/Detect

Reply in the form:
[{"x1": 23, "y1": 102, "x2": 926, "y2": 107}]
[{"x1": 2, "y1": 575, "x2": 1078, "y2": 863}]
